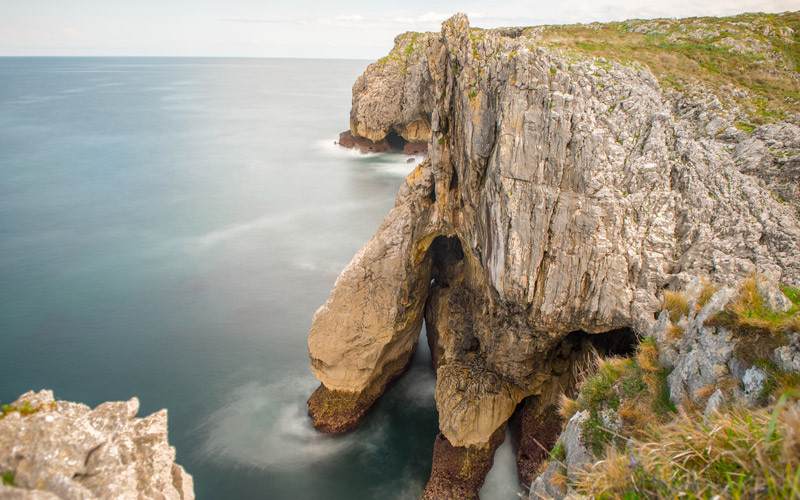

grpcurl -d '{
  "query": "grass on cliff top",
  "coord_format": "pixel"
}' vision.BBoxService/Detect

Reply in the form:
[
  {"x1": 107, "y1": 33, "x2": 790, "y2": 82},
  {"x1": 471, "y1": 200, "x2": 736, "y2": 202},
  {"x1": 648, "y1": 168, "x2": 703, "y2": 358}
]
[
  {"x1": 559, "y1": 338, "x2": 675, "y2": 456},
  {"x1": 574, "y1": 395, "x2": 800, "y2": 499},
  {"x1": 535, "y1": 11, "x2": 800, "y2": 122},
  {"x1": 708, "y1": 275, "x2": 800, "y2": 364}
]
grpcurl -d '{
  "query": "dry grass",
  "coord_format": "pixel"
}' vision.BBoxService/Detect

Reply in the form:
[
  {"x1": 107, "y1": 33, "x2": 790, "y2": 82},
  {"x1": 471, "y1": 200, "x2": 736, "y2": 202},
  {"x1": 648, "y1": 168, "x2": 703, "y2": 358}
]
[
  {"x1": 664, "y1": 290, "x2": 689, "y2": 323},
  {"x1": 696, "y1": 280, "x2": 719, "y2": 312},
  {"x1": 575, "y1": 397, "x2": 800, "y2": 499},
  {"x1": 559, "y1": 338, "x2": 675, "y2": 455},
  {"x1": 536, "y1": 11, "x2": 800, "y2": 121},
  {"x1": 708, "y1": 275, "x2": 800, "y2": 364},
  {"x1": 667, "y1": 323, "x2": 685, "y2": 340}
]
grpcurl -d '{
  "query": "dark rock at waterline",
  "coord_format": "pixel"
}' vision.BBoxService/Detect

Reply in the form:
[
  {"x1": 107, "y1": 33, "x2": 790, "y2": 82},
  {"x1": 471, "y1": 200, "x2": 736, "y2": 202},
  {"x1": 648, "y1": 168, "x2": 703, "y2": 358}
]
[
  {"x1": 403, "y1": 141, "x2": 428, "y2": 155},
  {"x1": 336, "y1": 130, "x2": 390, "y2": 153},
  {"x1": 420, "y1": 425, "x2": 507, "y2": 500},
  {"x1": 511, "y1": 399, "x2": 562, "y2": 487}
]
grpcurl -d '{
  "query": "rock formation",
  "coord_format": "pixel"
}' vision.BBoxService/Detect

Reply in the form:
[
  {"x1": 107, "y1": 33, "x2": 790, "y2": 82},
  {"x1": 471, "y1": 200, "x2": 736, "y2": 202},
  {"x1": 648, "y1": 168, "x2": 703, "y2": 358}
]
[
  {"x1": 0, "y1": 390, "x2": 194, "y2": 500},
  {"x1": 308, "y1": 11, "x2": 800, "y2": 498}
]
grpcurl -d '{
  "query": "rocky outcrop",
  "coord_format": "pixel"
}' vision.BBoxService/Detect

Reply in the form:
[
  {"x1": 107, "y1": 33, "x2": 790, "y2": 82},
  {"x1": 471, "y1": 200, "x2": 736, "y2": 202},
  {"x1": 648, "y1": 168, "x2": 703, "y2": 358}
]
[
  {"x1": 309, "y1": 11, "x2": 800, "y2": 497},
  {"x1": 0, "y1": 390, "x2": 194, "y2": 500},
  {"x1": 529, "y1": 275, "x2": 799, "y2": 497}
]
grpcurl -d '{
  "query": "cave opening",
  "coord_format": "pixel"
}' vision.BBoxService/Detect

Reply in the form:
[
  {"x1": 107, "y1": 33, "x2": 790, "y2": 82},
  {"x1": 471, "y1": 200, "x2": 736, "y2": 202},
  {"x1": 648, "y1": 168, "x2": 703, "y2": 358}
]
[
  {"x1": 428, "y1": 234, "x2": 465, "y2": 288},
  {"x1": 510, "y1": 327, "x2": 638, "y2": 486},
  {"x1": 385, "y1": 130, "x2": 407, "y2": 151}
]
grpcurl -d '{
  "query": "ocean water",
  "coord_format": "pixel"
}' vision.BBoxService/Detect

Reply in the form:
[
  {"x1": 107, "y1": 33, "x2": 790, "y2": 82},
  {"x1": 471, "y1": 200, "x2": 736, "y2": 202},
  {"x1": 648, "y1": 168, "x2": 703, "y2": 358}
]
[{"x1": 0, "y1": 57, "x2": 520, "y2": 499}]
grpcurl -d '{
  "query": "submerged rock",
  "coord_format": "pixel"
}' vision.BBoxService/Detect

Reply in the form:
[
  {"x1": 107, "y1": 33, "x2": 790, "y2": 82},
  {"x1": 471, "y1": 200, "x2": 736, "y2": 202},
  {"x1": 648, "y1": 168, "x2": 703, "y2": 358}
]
[{"x1": 0, "y1": 390, "x2": 194, "y2": 500}]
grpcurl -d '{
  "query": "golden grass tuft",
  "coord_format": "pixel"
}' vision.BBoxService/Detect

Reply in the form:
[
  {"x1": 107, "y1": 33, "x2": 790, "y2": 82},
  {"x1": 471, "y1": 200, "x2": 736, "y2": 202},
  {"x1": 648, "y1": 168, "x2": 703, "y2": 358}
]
[
  {"x1": 575, "y1": 398, "x2": 800, "y2": 499},
  {"x1": 696, "y1": 280, "x2": 719, "y2": 312},
  {"x1": 663, "y1": 290, "x2": 689, "y2": 323},
  {"x1": 708, "y1": 275, "x2": 800, "y2": 364}
]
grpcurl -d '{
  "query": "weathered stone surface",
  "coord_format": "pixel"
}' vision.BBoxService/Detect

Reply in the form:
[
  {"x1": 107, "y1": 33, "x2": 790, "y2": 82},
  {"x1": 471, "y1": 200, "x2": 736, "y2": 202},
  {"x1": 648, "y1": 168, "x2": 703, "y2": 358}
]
[
  {"x1": 757, "y1": 277, "x2": 793, "y2": 313},
  {"x1": 529, "y1": 460, "x2": 566, "y2": 500},
  {"x1": 335, "y1": 130, "x2": 390, "y2": 153},
  {"x1": 309, "y1": 9, "x2": 800, "y2": 490},
  {"x1": 0, "y1": 390, "x2": 193, "y2": 500},
  {"x1": 667, "y1": 287, "x2": 736, "y2": 405},
  {"x1": 773, "y1": 333, "x2": 800, "y2": 373},
  {"x1": 704, "y1": 389, "x2": 725, "y2": 418},
  {"x1": 561, "y1": 411, "x2": 593, "y2": 484},
  {"x1": 743, "y1": 367, "x2": 768, "y2": 406}
]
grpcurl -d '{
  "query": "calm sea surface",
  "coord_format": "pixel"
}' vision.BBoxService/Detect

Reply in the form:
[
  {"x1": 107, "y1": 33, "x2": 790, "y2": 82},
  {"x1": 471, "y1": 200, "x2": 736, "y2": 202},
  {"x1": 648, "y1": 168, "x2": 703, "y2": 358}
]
[{"x1": 0, "y1": 57, "x2": 519, "y2": 499}]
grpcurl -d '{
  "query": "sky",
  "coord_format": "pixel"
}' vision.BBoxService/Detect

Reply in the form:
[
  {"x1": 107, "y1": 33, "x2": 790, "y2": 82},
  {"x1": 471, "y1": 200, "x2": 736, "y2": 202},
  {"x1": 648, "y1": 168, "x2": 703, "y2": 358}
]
[{"x1": 1, "y1": 0, "x2": 798, "y2": 59}]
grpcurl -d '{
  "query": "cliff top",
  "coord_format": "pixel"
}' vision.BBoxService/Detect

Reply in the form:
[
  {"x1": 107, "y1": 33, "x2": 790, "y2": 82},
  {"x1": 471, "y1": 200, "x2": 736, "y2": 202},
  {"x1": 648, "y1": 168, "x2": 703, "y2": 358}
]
[{"x1": 393, "y1": 11, "x2": 800, "y2": 125}]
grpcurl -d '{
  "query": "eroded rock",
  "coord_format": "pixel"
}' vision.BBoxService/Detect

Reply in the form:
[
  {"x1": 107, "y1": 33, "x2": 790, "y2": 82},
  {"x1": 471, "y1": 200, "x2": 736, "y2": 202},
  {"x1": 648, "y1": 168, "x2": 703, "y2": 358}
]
[
  {"x1": 0, "y1": 390, "x2": 193, "y2": 500},
  {"x1": 308, "y1": 10, "x2": 800, "y2": 496}
]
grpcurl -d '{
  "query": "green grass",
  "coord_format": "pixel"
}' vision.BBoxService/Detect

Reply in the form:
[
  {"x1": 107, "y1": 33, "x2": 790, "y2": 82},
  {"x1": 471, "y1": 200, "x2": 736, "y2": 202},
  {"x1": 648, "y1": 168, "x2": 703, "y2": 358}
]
[
  {"x1": 561, "y1": 338, "x2": 675, "y2": 456},
  {"x1": 536, "y1": 12, "x2": 800, "y2": 122},
  {"x1": 0, "y1": 400, "x2": 49, "y2": 419},
  {"x1": 1, "y1": 471, "x2": 14, "y2": 487},
  {"x1": 708, "y1": 276, "x2": 800, "y2": 364},
  {"x1": 576, "y1": 399, "x2": 800, "y2": 498}
]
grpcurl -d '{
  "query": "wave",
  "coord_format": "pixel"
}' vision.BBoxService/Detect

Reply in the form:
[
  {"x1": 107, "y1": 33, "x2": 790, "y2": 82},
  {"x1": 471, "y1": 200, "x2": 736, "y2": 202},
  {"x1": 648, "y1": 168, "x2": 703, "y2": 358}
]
[
  {"x1": 199, "y1": 376, "x2": 386, "y2": 470},
  {"x1": 315, "y1": 136, "x2": 424, "y2": 178}
]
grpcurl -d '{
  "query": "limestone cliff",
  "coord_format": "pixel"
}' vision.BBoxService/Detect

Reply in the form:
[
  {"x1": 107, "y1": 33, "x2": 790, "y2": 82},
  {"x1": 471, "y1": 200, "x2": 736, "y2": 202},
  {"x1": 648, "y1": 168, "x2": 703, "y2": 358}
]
[
  {"x1": 0, "y1": 390, "x2": 194, "y2": 500},
  {"x1": 308, "y1": 11, "x2": 800, "y2": 498}
]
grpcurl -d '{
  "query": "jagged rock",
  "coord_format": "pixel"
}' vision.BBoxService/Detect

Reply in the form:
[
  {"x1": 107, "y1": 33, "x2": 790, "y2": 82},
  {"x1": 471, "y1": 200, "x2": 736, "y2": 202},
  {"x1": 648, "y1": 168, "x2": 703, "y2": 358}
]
[
  {"x1": 743, "y1": 367, "x2": 768, "y2": 406},
  {"x1": 562, "y1": 411, "x2": 593, "y2": 484},
  {"x1": 529, "y1": 461, "x2": 567, "y2": 500},
  {"x1": 0, "y1": 390, "x2": 193, "y2": 500},
  {"x1": 704, "y1": 389, "x2": 725, "y2": 418},
  {"x1": 756, "y1": 277, "x2": 793, "y2": 313},
  {"x1": 773, "y1": 333, "x2": 800, "y2": 373},
  {"x1": 668, "y1": 287, "x2": 736, "y2": 405},
  {"x1": 336, "y1": 130, "x2": 390, "y2": 153},
  {"x1": 308, "y1": 10, "x2": 800, "y2": 495}
]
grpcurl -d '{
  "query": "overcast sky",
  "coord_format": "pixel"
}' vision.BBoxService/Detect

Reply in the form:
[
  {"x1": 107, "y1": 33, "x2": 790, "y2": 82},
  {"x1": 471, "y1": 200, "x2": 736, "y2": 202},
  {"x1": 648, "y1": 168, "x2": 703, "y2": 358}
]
[{"x1": 2, "y1": 0, "x2": 798, "y2": 59}]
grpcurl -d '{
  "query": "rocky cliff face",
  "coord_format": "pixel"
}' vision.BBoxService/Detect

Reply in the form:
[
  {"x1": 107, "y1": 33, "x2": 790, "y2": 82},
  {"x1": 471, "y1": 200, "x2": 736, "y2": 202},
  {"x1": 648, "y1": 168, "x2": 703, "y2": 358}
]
[
  {"x1": 308, "y1": 12, "x2": 800, "y2": 497},
  {"x1": 0, "y1": 390, "x2": 194, "y2": 500}
]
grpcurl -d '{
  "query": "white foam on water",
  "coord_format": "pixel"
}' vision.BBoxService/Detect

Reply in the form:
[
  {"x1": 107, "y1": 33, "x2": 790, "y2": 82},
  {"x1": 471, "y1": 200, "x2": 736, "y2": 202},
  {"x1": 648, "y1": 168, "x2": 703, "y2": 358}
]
[
  {"x1": 190, "y1": 200, "x2": 373, "y2": 249},
  {"x1": 480, "y1": 428, "x2": 524, "y2": 500},
  {"x1": 315, "y1": 136, "x2": 424, "y2": 178},
  {"x1": 200, "y1": 376, "x2": 388, "y2": 470}
]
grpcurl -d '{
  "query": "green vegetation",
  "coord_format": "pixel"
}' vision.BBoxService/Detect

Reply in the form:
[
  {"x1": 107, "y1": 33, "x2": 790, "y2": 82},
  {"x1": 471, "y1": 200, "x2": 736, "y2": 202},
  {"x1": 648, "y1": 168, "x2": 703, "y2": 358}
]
[
  {"x1": 576, "y1": 398, "x2": 800, "y2": 499},
  {"x1": 0, "y1": 400, "x2": 51, "y2": 419},
  {"x1": 560, "y1": 338, "x2": 675, "y2": 456},
  {"x1": 1, "y1": 471, "x2": 14, "y2": 487},
  {"x1": 708, "y1": 275, "x2": 800, "y2": 364},
  {"x1": 549, "y1": 441, "x2": 565, "y2": 462},
  {"x1": 536, "y1": 12, "x2": 800, "y2": 122}
]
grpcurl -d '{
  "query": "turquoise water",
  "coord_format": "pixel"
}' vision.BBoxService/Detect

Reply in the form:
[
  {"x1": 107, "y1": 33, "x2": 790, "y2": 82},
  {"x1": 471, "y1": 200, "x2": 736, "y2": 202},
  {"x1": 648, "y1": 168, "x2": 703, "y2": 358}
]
[{"x1": 0, "y1": 57, "x2": 520, "y2": 499}]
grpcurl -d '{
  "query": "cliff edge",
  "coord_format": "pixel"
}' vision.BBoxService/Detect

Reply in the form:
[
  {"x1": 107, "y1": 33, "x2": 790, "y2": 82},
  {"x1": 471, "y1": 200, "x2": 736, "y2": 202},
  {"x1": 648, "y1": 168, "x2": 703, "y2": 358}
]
[
  {"x1": 308, "y1": 11, "x2": 800, "y2": 498},
  {"x1": 0, "y1": 390, "x2": 194, "y2": 500}
]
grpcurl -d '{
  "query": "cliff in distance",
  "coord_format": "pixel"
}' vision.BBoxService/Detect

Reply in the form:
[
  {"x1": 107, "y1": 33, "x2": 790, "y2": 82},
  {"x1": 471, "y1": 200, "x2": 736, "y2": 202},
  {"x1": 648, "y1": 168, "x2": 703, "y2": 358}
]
[{"x1": 308, "y1": 11, "x2": 800, "y2": 498}]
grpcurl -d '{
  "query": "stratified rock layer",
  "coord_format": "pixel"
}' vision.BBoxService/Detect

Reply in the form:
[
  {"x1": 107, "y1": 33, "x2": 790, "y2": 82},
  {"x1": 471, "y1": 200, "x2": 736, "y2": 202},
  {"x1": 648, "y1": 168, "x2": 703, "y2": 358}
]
[
  {"x1": 0, "y1": 390, "x2": 194, "y2": 500},
  {"x1": 309, "y1": 10, "x2": 800, "y2": 497}
]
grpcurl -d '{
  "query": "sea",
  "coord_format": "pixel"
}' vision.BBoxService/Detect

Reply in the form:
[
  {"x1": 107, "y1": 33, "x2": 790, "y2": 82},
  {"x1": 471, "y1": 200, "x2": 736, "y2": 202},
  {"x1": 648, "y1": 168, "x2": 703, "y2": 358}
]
[{"x1": 0, "y1": 57, "x2": 520, "y2": 499}]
